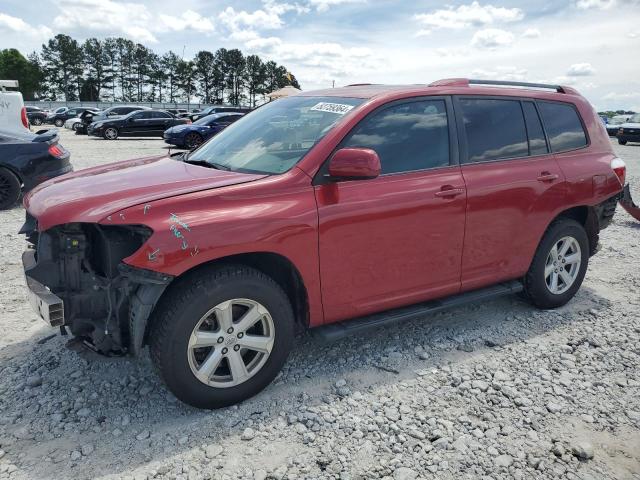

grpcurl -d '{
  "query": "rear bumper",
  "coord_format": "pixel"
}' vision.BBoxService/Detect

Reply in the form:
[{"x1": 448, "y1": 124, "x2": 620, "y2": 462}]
[{"x1": 22, "y1": 249, "x2": 64, "y2": 327}]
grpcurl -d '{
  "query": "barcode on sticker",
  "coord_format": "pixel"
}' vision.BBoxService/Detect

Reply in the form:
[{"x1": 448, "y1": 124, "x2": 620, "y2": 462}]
[{"x1": 310, "y1": 102, "x2": 354, "y2": 115}]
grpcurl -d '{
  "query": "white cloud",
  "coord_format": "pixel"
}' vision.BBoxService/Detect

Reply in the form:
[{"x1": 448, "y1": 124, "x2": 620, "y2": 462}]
[
  {"x1": 415, "y1": 2, "x2": 523, "y2": 33},
  {"x1": 471, "y1": 28, "x2": 514, "y2": 48},
  {"x1": 0, "y1": 12, "x2": 52, "y2": 39},
  {"x1": 603, "y1": 91, "x2": 640, "y2": 100},
  {"x1": 522, "y1": 28, "x2": 541, "y2": 38},
  {"x1": 218, "y1": 6, "x2": 285, "y2": 32},
  {"x1": 567, "y1": 62, "x2": 596, "y2": 76},
  {"x1": 158, "y1": 10, "x2": 214, "y2": 33},
  {"x1": 575, "y1": 0, "x2": 616, "y2": 9},
  {"x1": 471, "y1": 66, "x2": 528, "y2": 81},
  {"x1": 308, "y1": 0, "x2": 365, "y2": 12}
]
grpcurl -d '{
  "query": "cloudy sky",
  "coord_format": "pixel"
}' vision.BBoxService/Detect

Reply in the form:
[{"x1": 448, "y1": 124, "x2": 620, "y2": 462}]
[{"x1": 1, "y1": 0, "x2": 639, "y2": 110}]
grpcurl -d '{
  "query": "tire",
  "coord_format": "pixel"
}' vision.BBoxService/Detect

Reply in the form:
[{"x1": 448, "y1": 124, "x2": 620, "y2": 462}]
[
  {"x1": 618, "y1": 139, "x2": 627, "y2": 145},
  {"x1": 54, "y1": 119, "x2": 64, "y2": 127},
  {"x1": 72, "y1": 122, "x2": 81, "y2": 131},
  {"x1": 184, "y1": 132, "x2": 204, "y2": 149},
  {"x1": 103, "y1": 127, "x2": 118, "y2": 140},
  {"x1": 524, "y1": 218, "x2": 589, "y2": 309},
  {"x1": 149, "y1": 265, "x2": 295, "y2": 409},
  {"x1": 31, "y1": 117, "x2": 43, "y2": 126},
  {"x1": 0, "y1": 167, "x2": 21, "y2": 210}
]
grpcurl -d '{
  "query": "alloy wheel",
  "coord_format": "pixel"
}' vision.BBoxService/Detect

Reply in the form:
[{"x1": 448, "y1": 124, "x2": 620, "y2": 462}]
[
  {"x1": 185, "y1": 133, "x2": 203, "y2": 149},
  {"x1": 32, "y1": 118, "x2": 43, "y2": 126},
  {"x1": 187, "y1": 298, "x2": 275, "y2": 388},
  {"x1": 0, "y1": 174, "x2": 10, "y2": 204},
  {"x1": 104, "y1": 128, "x2": 118, "y2": 140},
  {"x1": 544, "y1": 236, "x2": 581, "y2": 295}
]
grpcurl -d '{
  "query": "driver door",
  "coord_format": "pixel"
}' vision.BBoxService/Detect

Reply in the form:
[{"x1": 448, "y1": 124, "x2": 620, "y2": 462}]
[{"x1": 314, "y1": 98, "x2": 467, "y2": 323}]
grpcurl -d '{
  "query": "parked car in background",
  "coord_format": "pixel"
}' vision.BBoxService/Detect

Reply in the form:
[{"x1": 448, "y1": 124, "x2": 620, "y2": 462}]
[
  {"x1": 64, "y1": 108, "x2": 100, "y2": 131},
  {"x1": 617, "y1": 113, "x2": 640, "y2": 145},
  {"x1": 88, "y1": 109, "x2": 189, "y2": 139},
  {"x1": 163, "y1": 112, "x2": 244, "y2": 149},
  {"x1": 0, "y1": 128, "x2": 71, "y2": 209},
  {"x1": 25, "y1": 106, "x2": 48, "y2": 126},
  {"x1": 46, "y1": 107, "x2": 94, "y2": 127},
  {"x1": 189, "y1": 105, "x2": 251, "y2": 121},
  {"x1": 21, "y1": 79, "x2": 627, "y2": 409},
  {"x1": 0, "y1": 80, "x2": 29, "y2": 135},
  {"x1": 166, "y1": 108, "x2": 188, "y2": 117},
  {"x1": 90, "y1": 105, "x2": 150, "y2": 123},
  {"x1": 605, "y1": 115, "x2": 629, "y2": 137}
]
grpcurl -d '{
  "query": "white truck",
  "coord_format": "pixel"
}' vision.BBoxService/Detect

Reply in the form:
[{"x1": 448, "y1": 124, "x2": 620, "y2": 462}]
[{"x1": 0, "y1": 80, "x2": 30, "y2": 134}]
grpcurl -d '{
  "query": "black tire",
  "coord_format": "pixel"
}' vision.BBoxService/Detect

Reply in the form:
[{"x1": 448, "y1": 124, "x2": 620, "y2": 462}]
[
  {"x1": 184, "y1": 132, "x2": 203, "y2": 149},
  {"x1": 31, "y1": 117, "x2": 43, "y2": 126},
  {"x1": 149, "y1": 265, "x2": 295, "y2": 409},
  {"x1": 72, "y1": 122, "x2": 81, "y2": 131},
  {"x1": 524, "y1": 218, "x2": 589, "y2": 309},
  {"x1": 0, "y1": 167, "x2": 21, "y2": 210},
  {"x1": 54, "y1": 119, "x2": 64, "y2": 127},
  {"x1": 618, "y1": 139, "x2": 627, "y2": 145},
  {"x1": 103, "y1": 127, "x2": 118, "y2": 140}
]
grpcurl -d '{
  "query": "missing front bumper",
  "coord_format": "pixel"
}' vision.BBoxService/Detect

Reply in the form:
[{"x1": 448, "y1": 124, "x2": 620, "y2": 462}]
[{"x1": 22, "y1": 249, "x2": 65, "y2": 327}]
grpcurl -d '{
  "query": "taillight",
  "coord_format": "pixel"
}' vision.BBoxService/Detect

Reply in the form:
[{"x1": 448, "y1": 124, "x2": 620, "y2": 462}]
[
  {"x1": 611, "y1": 157, "x2": 626, "y2": 186},
  {"x1": 21, "y1": 107, "x2": 29, "y2": 129},
  {"x1": 48, "y1": 144, "x2": 66, "y2": 158}
]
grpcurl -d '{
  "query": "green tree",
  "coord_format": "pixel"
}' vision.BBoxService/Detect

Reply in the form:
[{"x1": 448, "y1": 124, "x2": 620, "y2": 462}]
[
  {"x1": 103, "y1": 38, "x2": 119, "y2": 100},
  {"x1": 161, "y1": 51, "x2": 181, "y2": 103},
  {"x1": 194, "y1": 50, "x2": 216, "y2": 103},
  {"x1": 132, "y1": 43, "x2": 151, "y2": 101},
  {"x1": 244, "y1": 55, "x2": 266, "y2": 107},
  {"x1": 40, "y1": 34, "x2": 84, "y2": 100},
  {"x1": 114, "y1": 37, "x2": 135, "y2": 101},
  {"x1": 176, "y1": 59, "x2": 196, "y2": 103},
  {"x1": 225, "y1": 49, "x2": 246, "y2": 106},
  {"x1": 0, "y1": 49, "x2": 43, "y2": 100},
  {"x1": 83, "y1": 38, "x2": 109, "y2": 100},
  {"x1": 211, "y1": 48, "x2": 228, "y2": 104}
]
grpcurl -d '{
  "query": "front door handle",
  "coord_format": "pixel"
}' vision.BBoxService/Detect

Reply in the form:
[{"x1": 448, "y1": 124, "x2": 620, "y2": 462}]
[
  {"x1": 435, "y1": 187, "x2": 465, "y2": 198},
  {"x1": 537, "y1": 172, "x2": 559, "y2": 182}
]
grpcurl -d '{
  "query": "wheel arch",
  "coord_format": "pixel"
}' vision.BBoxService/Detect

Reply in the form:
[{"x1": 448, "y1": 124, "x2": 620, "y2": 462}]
[
  {"x1": 543, "y1": 205, "x2": 599, "y2": 256},
  {"x1": 141, "y1": 251, "x2": 310, "y2": 350}
]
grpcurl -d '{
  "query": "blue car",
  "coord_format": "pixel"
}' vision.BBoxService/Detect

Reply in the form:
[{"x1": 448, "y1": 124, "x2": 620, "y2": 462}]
[{"x1": 163, "y1": 112, "x2": 244, "y2": 149}]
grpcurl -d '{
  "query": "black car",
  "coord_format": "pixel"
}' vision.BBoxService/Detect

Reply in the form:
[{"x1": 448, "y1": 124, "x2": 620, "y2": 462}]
[
  {"x1": 25, "y1": 106, "x2": 48, "y2": 127},
  {"x1": 605, "y1": 116, "x2": 628, "y2": 137},
  {"x1": 190, "y1": 105, "x2": 252, "y2": 121},
  {"x1": 46, "y1": 107, "x2": 93, "y2": 127},
  {"x1": 90, "y1": 105, "x2": 151, "y2": 123},
  {"x1": 0, "y1": 128, "x2": 72, "y2": 209},
  {"x1": 87, "y1": 109, "x2": 189, "y2": 140}
]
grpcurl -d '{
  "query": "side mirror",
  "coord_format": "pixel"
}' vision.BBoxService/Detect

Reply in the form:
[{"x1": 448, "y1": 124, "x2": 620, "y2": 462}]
[{"x1": 328, "y1": 148, "x2": 381, "y2": 181}]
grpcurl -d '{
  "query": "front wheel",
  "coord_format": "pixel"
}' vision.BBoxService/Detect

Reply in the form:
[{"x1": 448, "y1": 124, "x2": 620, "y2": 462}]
[
  {"x1": 524, "y1": 218, "x2": 589, "y2": 309},
  {"x1": 149, "y1": 265, "x2": 295, "y2": 409},
  {"x1": 184, "y1": 132, "x2": 204, "y2": 149},
  {"x1": 618, "y1": 139, "x2": 627, "y2": 145},
  {"x1": 54, "y1": 119, "x2": 64, "y2": 127},
  {"x1": 103, "y1": 127, "x2": 118, "y2": 140}
]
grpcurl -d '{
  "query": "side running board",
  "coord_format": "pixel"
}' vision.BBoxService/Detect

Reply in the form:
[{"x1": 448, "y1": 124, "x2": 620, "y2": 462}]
[{"x1": 313, "y1": 281, "x2": 523, "y2": 341}]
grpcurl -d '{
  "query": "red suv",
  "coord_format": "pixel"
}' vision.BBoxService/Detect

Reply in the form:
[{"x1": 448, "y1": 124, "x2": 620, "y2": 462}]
[{"x1": 22, "y1": 79, "x2": 626, "y2": 409}]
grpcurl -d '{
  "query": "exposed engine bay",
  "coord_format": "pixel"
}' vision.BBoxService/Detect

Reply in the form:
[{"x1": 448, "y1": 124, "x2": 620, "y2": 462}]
[{"x1": 22, "y1": 221, "x2": 172, "y2": 355}]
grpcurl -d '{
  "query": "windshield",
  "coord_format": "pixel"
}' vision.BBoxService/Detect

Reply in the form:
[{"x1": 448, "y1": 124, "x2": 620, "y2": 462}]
[
  {"x1": 188, "y1": 96, "x2": 364, "y2": 174},
  {"x1": 194, "y1": 115, "x2": 218, "y2": 126},
  {"x1": 628, "y1": 114, "x2": 640, "y2": 123}
]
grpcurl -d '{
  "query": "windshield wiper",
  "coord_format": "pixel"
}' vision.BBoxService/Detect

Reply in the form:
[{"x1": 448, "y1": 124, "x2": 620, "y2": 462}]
[{"x1": 183, "y1": 158, "x2": 232, "y2": 171}]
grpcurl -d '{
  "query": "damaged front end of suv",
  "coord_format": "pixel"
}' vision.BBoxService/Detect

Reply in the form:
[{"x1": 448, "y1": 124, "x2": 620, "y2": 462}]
[{"x1": 22, "y1": 220, "x2": 173, "y2": 355}]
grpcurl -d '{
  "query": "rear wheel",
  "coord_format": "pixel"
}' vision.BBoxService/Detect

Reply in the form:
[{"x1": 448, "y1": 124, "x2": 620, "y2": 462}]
[
  {"x1": 618, "y1": 139, "x2": 627, "y2": 145},
  {"x1": 149, "y1": 265, "x2": 295, "y2": 409},
  {"x1": 103, "y1": 127, "x2": 118, "y2": 140},
  {"x1": 31, "y1": 117, "x2": 43, "y2": 126},
  {"x1": 524, "y1": 218, "x2": 589, "y2": 309},
  {"x1": 0, "y1": 167, "x2": 21, "y2": 210},
  {"x1": 72, "y1": 122, "x2": 81, "y2": 131},
  {"x1": 184, "y1": 132, "x2": 204, "y2": 149},
  {"x1": 54, "y1": 119, "x2": 64, "y2": 127}
]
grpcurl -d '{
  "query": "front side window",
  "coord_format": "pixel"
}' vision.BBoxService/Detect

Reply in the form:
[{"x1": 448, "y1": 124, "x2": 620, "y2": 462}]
[
  {"x1": 188, "y1": 96, "x2": 364, "y2": 174},
  {"x1": 459, "y1": 98, "x2": 528, "y2": 163},
  {"x1": 537, "y1": 101, "x2": 587, "y2": 152},
  {"x1": 152, "y1": 111, "x2": 172, "y2": 119},
  {"x1": 342, "y1": 99, "x2": 450, "y2": 174}
]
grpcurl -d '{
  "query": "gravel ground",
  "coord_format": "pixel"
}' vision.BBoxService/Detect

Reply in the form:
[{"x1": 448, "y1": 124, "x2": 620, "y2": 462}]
[{"x1": 0, "y1": 129, "x2": 639, "y2": 480}]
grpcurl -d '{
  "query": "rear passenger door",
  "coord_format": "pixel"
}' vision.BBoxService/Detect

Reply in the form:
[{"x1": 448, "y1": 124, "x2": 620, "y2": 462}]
[
  {"x1": 315, "y1": 97, "x2": 467, "y2": 323},
  {"x1": 454, "y1": 97, "x2": 565, "y2": 291},
  {"x1": 149, "y1": 111, "x2": 174, "y2": 135}
]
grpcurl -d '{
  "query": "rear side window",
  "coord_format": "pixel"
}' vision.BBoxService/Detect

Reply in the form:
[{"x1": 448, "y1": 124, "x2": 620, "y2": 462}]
[
  {"x1": 522, "y1": 102, "x2": 548, "y2": 155},
  {"x1": 459, "y1": 98, "x2": 528, "y2": 162},
  {"x1": 342, "y1": 99, "x2": 450, "y2": 174},
  {"x1": 537, "y1": 101, "x2": 587, "y2": 152}
]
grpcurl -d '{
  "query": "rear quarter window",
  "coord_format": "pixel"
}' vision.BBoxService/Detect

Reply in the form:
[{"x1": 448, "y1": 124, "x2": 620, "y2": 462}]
[{"x1": 537, "y1": 101, "x2": 588, "y2": 152}]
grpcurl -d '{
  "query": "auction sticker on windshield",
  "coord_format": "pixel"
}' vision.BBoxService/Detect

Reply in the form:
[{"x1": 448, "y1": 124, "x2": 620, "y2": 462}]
[{"x1": 310, "y1": 102, "x2": 355, "y2": 115}]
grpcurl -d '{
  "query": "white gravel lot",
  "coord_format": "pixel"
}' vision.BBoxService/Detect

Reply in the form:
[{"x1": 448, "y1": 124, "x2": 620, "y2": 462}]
[{"x1": 0, "y1": 129, "x2": 639, "y2": 480}]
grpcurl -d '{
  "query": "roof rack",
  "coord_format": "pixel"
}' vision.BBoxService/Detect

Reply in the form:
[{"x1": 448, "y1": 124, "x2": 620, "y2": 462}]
[
  {"x1": 429, "y1": 78, "x2": 578, "y2": 95},
  {"x1": 345, "y1": 83, "x2": 374, "y2": 87}
]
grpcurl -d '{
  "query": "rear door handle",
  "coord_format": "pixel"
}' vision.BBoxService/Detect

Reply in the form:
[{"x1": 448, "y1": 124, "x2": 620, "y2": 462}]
[
  {"x1": 537, "y1": 172, "x2": 559, "y2": 182},
  {"x1": 435, "y1": 187, "x2": 465, "y2": 198}
]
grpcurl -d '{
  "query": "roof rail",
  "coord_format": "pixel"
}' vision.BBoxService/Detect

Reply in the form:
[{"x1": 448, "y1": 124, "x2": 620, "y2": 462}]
[
  {"x1": 429, "y1": 78, "x2": 579, "y2": 95},
  {"x1": 345, "y1": 83, "x2": 374, "y2": 87}
]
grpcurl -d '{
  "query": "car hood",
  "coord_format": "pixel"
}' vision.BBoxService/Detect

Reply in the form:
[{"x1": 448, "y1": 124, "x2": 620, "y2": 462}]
[{"x1": 24, "y1": 155, "x2": 268, "y2": 231}]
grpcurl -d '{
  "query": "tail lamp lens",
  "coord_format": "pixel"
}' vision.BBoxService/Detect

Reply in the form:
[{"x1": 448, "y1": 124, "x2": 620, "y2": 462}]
[
  {"x1": 48, "y1": 144, "x2": 66, "y2": 158},
  {"x1": 21, "y1": 107, "x2": 29, "y2": 129},
  {"x1": 611, "y1": 157, "x2": 626, "y2": 186}
]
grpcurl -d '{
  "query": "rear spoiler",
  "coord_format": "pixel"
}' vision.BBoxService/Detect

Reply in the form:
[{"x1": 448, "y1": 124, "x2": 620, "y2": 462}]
[{"x1": 32, "y1": 129, "x2": 59, "y2": 144}]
